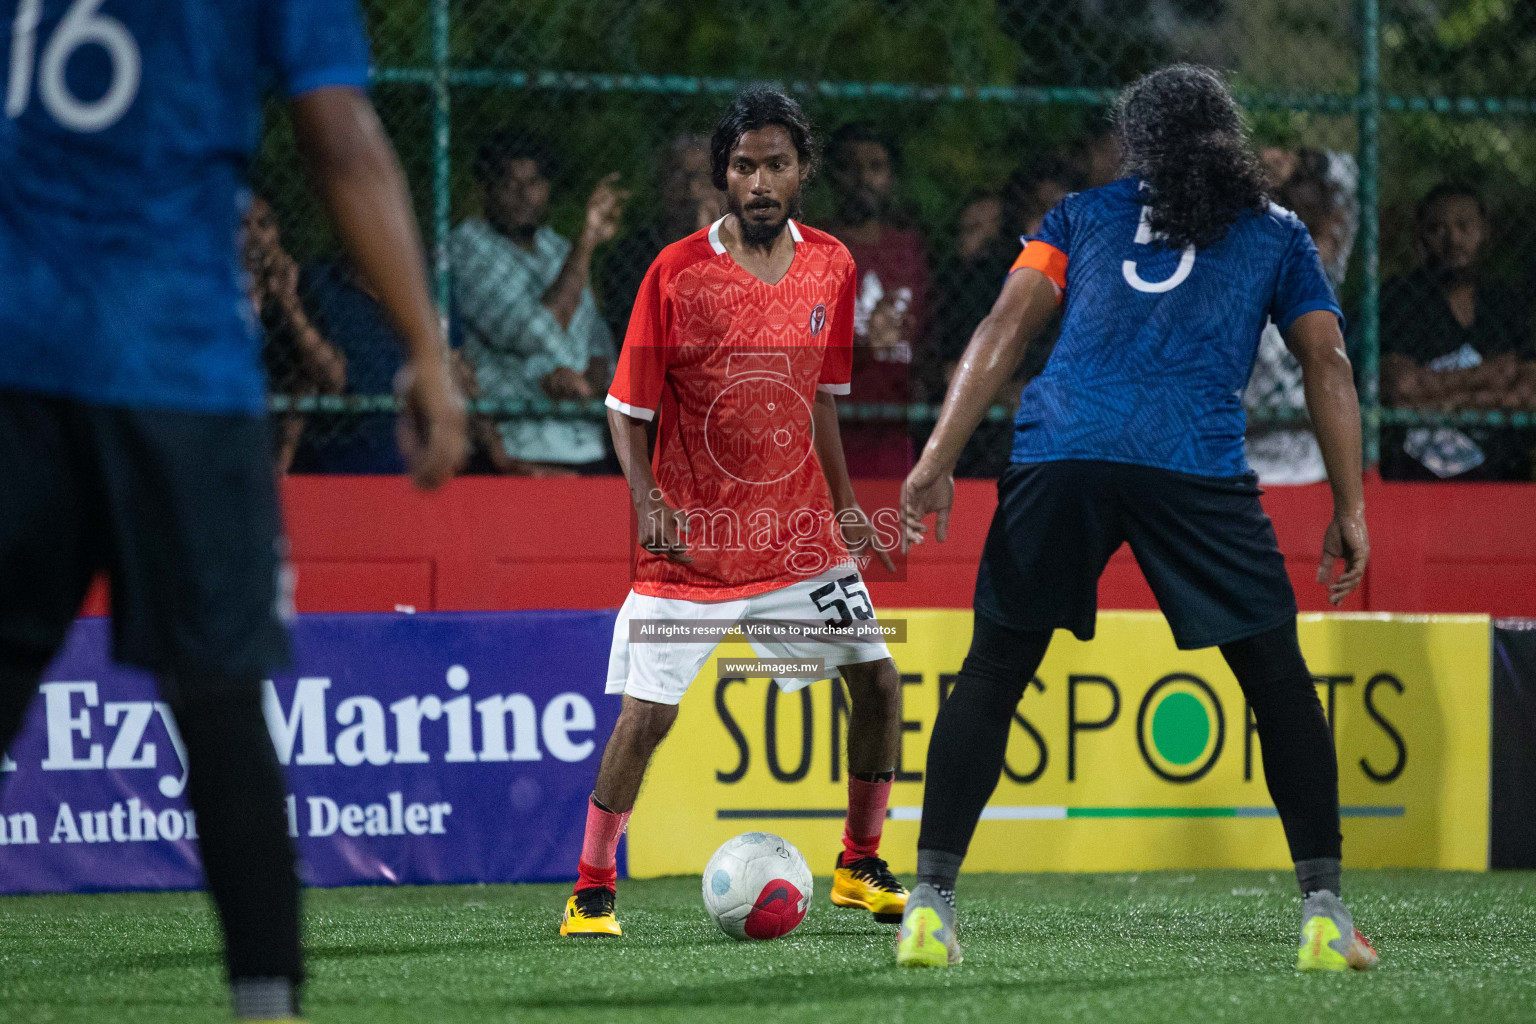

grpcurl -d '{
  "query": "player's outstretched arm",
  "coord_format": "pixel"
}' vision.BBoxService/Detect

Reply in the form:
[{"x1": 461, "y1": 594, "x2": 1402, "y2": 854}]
[
  {"x1": 608, "y1": 409, "x2": 691, "y2": 564},
  {"x1": 289, "y1": 86, "x2": 467, "y2": 490},
  {"x1": 901, "y1": 267, "x2": 1058, "y2": 551},
  {"x1": 811, "y1": 391, "x2": 896, "y2": 573},
  {"x1": 1286, "y1": 309, "x2": 1368, "y2": 605}
]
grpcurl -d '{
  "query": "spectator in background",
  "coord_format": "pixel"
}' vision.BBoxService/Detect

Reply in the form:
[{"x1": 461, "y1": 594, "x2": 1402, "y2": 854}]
[
  {"x1": 294, "y1": 256, "x2": 467, "y2": 474},
  {"x1": 1067, "y1": 114, "x2": 1123, "y2": 190},
  {"x1": 1261, "y1": 147, "x2": 1358, "y2": 282},
  {"x1": 921, "y1": 157, "x2": 1079, "y2": 478},
  {"x1": 1244, "y1": 148, "x2": 1359, "y2": 485},
  {"x1": 823, "y1": 122, "x2": 930, "y2": 476},
  {"x1": 599, "y1": 133, "x2": 724, "y2": 341},
  {"x1": 956, "y1": 193, "x2": 1005, "y2": 263},
  {"x1": 451, "y1": 130, "x2": 626, "y2": 475},
  {"x1": 825, "y1": 122, "x2": 930, "y2": 358},
  {"x1": 1005, "y1": 154, "x2": 1075, "y2": 237},
  {"x1": 1260, "y1": 146, "x2": 1301, "y2": 198},
  {"x1": 938, "y1": 191, "x2": 1013, "y2": 349},
  {"x1": 242, "y1": 195, "x2": 345, "y2": 473},
  {"x1": 926, "y1": 191, "x2": 1030, "y2": 477},
  {"x1": 1381, "y1": 182, "x2": 1536, "y2": 481}
]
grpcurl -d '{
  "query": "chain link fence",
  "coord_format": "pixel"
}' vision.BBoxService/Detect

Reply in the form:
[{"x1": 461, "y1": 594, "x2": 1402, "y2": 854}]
[{"x1": 253, "y1": 0, "x2": 1536, "y2": 481}]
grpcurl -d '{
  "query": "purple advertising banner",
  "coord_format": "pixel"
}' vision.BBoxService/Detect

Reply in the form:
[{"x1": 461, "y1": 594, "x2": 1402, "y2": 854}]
[{"x1": 0, "y1": 611, "x2": 622, "y2": 894}]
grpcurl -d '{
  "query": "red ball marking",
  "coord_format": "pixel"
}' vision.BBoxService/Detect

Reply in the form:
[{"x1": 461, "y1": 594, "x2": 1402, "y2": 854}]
[{"x1": 743, "y1": 879, "x2": 807, "y2": 940}]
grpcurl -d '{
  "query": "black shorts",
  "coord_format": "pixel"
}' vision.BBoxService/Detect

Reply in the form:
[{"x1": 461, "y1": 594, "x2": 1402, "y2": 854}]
[
  {"x1": 0, "y1": 390, "x2": 291, "y2": 677},
  {"x1": 974, "y1": 459, "x2": 1298, "y2": 650}
]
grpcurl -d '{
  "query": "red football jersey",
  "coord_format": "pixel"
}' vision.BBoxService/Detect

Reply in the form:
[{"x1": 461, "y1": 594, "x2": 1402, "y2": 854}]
[{"x1": 606, "y1": 218, "x2": 857, "y2": 600}]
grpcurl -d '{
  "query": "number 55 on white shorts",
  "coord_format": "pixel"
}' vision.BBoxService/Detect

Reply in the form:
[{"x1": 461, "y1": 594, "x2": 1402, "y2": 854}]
[{"x1": 606, "y1": 568, "x2": 893, "y2": 705}]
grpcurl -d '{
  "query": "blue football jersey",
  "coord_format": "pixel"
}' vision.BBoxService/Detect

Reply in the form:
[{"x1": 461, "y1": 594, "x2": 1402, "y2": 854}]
[
  {"x1": 1010, "y1": 177, "x2": 1342, "y2": 477},
  {"x1": 0, "y1": 0, "x2": 370, "y2": 414}
]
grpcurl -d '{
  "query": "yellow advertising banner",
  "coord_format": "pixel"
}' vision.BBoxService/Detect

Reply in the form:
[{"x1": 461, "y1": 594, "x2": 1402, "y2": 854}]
[{"x1": 628, "y1": 611, "x2": 1491, "y2": 876}]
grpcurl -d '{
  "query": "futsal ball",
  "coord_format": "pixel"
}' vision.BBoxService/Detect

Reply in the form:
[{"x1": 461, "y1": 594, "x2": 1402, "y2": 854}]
[{"x1": 702, "y1": 832, "x2": 813, "y2": 941}]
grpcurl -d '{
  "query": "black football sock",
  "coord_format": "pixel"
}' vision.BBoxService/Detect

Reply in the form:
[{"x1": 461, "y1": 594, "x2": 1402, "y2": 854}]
[
  {"x1": 916, "y1": 614, "x2": 1052, "y2": 872},
  {"x1": 1220, "y1": 621, "x2": 1343, "y2": 890},
  {"x1": 159, "y1": 671, "x2": 303, "y2": 1005}
]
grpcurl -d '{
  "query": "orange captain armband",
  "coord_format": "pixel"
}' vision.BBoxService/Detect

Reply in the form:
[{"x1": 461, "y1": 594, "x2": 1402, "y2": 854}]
[{"x1": 1010, "y1": 241, "x2": 1068, "y2": 298}]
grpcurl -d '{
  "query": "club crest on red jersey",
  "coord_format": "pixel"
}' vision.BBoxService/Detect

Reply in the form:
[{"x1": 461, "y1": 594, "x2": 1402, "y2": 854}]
[{"x1": 808, "y1": 304, "x2": 827, "y2": 336}]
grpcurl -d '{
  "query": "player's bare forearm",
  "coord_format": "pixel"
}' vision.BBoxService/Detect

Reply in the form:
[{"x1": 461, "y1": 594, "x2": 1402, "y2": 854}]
[
  {"x1": 609, "y1": 407, "x2": 692, "y2": 563},
  {"x1": 608, "y1": 407, "x2": 660, "y2": 506},
  {"x1": 291, "y1": 86, "x2": 466, "y2": 488},
  {"x1": 290, "y1": 87, "x2": 446, "y2": 371},
  {"x1": 811, "y1": 390, "x2": 858, "y2": 512},
  {"x1": 1286, "y1": 310, "x2": 1364, "y2": 515},
  {"x1": 1287, "y1": 309, "x2": 1368, "y2": 602},
  {"x1": 812, "y1": 390, "x2": 895, "y2": 572},
  {"x1": 917, "y1": 268, "x2": 1056, "y2": 475}
]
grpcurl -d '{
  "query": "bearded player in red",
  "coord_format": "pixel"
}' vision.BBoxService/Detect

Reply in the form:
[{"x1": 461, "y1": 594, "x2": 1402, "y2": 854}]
[{"x1": 560, "y1": 89, "x2": 910, "y2": 937}]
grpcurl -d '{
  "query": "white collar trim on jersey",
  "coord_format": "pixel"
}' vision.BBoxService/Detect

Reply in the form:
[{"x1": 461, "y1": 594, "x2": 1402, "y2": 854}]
[{"x1": 707, "y1": 216, "x2": 803, "y2": 255}]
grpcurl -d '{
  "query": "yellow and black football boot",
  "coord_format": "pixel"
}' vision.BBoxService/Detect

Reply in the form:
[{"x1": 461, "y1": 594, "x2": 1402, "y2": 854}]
[
  {"x1": 830, "y1": 854, "x2": 908, "y2": 923},
  {"x1": 560, "y1": 885, "x2": 622, "y2": 937}
]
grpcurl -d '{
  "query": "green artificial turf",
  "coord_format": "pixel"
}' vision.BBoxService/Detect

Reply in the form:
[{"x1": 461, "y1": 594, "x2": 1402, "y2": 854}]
[{"x1": 1, "y1": 871, "x2": 1533, "y2": 1023}]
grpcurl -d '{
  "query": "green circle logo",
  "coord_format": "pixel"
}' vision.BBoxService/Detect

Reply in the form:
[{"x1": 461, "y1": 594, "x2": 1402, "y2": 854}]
[
  {"x1": 1151, "y1": 692, "x2": 1210, "y2": 765},
  {"x1": 1136, "y1": 674, "x2": 1226, "y2": 783}
]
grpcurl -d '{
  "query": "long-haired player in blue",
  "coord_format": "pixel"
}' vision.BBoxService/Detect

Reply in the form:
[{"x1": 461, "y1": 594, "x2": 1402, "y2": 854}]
[
  {"x1": 895, "y1": 65, "x2": 1377, "y2": 972},
  {"x1": 0, "y1": 1, "x2": 465, "y2": 1019}
]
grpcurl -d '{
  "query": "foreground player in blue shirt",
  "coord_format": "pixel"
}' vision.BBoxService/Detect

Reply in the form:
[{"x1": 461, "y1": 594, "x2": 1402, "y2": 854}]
[
  {"x1": 0, "y1": 1, "x2": 465, "y2": 1019},
  {"x1": 895, "y1": 66, "x2": 1376, "y2": 972}
]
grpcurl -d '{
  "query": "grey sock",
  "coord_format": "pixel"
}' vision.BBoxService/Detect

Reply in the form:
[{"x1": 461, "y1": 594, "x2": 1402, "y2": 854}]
[
  {"x1": 231, "y1": 977, "x2": 296, "y2": 1020},
  {"x1": 916, "y1": 848, "x2": 964, "y2": 907},
  {"x1": 1294, "y1": 857, "x2": 1341, "y2": 898}
]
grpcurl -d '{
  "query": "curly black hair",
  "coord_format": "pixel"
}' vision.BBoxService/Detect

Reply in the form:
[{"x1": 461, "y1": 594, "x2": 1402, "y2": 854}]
[
  {"x1": 1115, "y1": 64, "x2": 1269, "y2": 251},
  {"x1": 1416, "y1": 180, "x2": 1486, "y2": 225},
  {"x1": 710, "y1": 88, "x2": 817, "y2": 191},
  {"x1": 827, "y1": 120, "x2": 900, "y2": 172},
  {"x1": 473, "y1": 128, "x2": 556, "y2": 185}
]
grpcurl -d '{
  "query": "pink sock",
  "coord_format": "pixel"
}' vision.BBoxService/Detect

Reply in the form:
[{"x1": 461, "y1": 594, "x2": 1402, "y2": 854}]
[
  {"x1": 841, "y1": 773, "x2": 892, "y2": 865},
  {"x1": 575, "y1": 796, "x2": 631, "y2": 893}
]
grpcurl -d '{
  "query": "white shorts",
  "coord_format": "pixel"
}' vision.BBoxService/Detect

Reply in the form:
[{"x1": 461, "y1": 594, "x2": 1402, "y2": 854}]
[{"x1": 606, "y1": 568, "x2": 893, "y2": 705}]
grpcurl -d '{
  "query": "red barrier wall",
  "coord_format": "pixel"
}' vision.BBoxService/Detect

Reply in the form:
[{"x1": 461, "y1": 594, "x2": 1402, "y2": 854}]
[{"x1": 231, "y1": 476, "x2": 1536, "y2": 618}]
